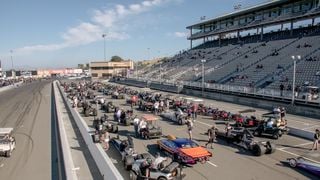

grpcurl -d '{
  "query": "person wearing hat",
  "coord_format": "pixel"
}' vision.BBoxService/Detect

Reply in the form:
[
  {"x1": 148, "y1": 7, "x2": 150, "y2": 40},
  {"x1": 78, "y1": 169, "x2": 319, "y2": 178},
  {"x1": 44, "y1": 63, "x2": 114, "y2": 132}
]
[
  {"x1": 206, "y1": 125, "x2": 216, "y2": 149},
  {"x1": 311, "y1": 129, "x2": 320, "y2": 150}
]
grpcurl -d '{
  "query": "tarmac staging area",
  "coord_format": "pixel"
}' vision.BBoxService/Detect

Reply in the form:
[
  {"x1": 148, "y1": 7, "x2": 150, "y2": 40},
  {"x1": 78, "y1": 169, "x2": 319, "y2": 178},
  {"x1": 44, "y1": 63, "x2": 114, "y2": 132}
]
[{"x1": 69, "y1": 81, "x2": 320, "y2": 180}]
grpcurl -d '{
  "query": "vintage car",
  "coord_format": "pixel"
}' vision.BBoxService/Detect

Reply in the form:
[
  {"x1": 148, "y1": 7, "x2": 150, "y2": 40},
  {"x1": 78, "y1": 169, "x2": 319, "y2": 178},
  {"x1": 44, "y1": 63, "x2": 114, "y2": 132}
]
[
  {"x1": 216, "y1": 127, "x2": 276, "y2": 156},
  {"x1": 130, "y1": 159, "x2": 183, "y2": 180},
  {"x1": 139, "y1": 115, "x2": 162, "y2": 139},
  {"x1": 91, "y1": 95, "x2": 105, "y2": 104},
  {"x1": 253, "y1": 113, "x2": 289, "y2": 139},
  {"x1": 101, "y1": 101, "x2": 117, "y2": 113},
  {"x1": 231, "y1": 109, "x2": 260, "y2": 128},
  {"x1": 92, "y1": 115, "x2": 118, "y2": 134},
  {"x1": 0, "y1": 128, "x2": 16, "y2": 157},
  {"x1": 138, "y1": 100, "x2": 154, "y2": 112},
  {"x1": 160, "y1": 109, "x2": 188, "y2": 125},
  {"x1": 157, "y1": 135, "x2": 212, "y2": 165},
  {"x1": 288, "y1": 157, "x2": 320, "y2": 176}
]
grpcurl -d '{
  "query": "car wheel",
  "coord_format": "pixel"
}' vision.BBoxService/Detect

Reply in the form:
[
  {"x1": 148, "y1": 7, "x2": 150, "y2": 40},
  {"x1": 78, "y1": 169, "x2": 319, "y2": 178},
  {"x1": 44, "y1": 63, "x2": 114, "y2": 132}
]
[
  {"x1": 178, "y1": 119, "x2": 182, "y2": 125},
  {"x1": 129, "y1": 170, "x2": 138, "y2": 180},
  {"x1": 272, "y1": 133, "x2": 279, "y2": 140},
  {"x1": 265, "y1": 141, "x2": 276, "y2": 154},
  {"x1": 252, "y1": 144, "x2": 266, "y2": 156},
  {"x1": 5, "y1": 151, "x2": 11, "y2": 157},
  {"x1": 124, "y1": 156, "x2": 134, "y2": 170},
  {"x1": 289, "y1": 158, "x2": 297, "y2": 167}
]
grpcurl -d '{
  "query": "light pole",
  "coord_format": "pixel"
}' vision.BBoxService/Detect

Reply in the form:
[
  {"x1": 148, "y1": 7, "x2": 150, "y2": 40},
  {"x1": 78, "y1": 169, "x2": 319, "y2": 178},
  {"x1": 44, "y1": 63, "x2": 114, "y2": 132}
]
[
  {"x1": 291, "y1": 55, "x2": 301, "y2": 104},
  {"x1": 201, "y1": 59, "x2": 206, "y2": 97},
  {"x1": 102, "y1": 34, "x2": 107, "y2": 61},
  {"x1": 10, "y1": 50, "x2": 13, "y2": 70}
]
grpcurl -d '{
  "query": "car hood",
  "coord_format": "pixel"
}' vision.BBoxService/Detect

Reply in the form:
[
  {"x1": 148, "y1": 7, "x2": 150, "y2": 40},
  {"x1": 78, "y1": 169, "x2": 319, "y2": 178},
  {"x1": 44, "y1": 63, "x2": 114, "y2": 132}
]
[{"x1": 180, "y1": 147, "x2": 211, "y2": 158}]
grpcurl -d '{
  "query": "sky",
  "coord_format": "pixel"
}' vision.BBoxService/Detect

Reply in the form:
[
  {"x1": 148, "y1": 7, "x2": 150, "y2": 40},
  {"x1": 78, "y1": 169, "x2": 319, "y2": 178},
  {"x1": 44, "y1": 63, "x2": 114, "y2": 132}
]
[{"x1": 0, "y1": 0, "x2": 266, "y2": 69}]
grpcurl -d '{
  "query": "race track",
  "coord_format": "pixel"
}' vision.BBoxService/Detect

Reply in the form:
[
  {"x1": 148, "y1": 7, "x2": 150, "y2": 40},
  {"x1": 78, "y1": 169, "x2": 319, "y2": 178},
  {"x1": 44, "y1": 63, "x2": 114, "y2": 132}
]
[{"x1": 0, "y1": 81, "x2": 52, "y2": 180}]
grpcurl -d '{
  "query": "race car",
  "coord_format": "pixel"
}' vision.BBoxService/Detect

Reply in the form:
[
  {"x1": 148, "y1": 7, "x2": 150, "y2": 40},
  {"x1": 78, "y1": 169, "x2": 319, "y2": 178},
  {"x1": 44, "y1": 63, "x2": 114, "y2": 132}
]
[
  {"x1": 157, "y1": 135, "x2": 212, "y2": 165},
  {"x1": 216, "y1": 127, "x2": 276, "y2": 156},
  {"x1": 288, "y1": 157, "x2": 320, "y2": 177},
  {"x1": 160, "y1": 109, "x2": 188, "y2": 125}
]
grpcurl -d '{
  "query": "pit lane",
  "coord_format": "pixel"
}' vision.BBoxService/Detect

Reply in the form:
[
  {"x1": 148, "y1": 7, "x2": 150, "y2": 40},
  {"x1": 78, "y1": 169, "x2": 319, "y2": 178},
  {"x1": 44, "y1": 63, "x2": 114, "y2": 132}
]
[{"x1": 67, "y1": 80, "x2": 319, "y2": 180}]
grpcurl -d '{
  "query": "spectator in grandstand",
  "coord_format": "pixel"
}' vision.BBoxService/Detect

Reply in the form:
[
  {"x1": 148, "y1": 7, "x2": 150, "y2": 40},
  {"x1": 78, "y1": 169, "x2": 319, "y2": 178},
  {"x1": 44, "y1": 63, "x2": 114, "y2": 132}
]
[
  {"x1": 287, "y1": 84, "x2": 292, "y2": 91},
  {"x1": 280, "y1": 83, "x2": 284, "y2": 96}
]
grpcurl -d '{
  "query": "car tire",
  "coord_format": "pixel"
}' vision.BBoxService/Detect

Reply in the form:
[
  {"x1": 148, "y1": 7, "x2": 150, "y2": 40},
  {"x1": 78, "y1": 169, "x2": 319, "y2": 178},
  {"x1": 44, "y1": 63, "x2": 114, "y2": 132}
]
[
  {"x1": 289, "y1": 158, "x2": 297, "y2": 167},
  {"x1": 252, "y1": 143, "x2": 266, "y2": 156},
  {"x1": 129, "y1": 170, "x2": 138, "y2": 180},
  {"x1": 272, "y1": 133, "x2": 279, "y2": 140},
  {"x1": 178, "y1": 119, "x2": 182, "y2": 125},
  {"x1": 265, "y1": 141, "x2": 276, "y2": 154},
  {"x1": 5, "y1": 151, "x2": 11, "y2": 157},
  {"x1": 124, "y1": 156, "x2": 134, "y2": 170}
]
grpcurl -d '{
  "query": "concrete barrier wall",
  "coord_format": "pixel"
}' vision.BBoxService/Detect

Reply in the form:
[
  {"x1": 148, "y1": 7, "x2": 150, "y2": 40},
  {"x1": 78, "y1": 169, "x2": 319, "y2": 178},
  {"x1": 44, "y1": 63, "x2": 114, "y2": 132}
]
[
  {"x1": 117, "y1": 79, "x2": 148, "y2": 88},
  {"x1": 56, "y1": 81, "x2": 124, "y2": 180},
  {"x1": 53, "y1": 82, "x2": 78, "y2": 180},
  {"x1": 149, "y1": 82, "x2": 182, "y2": 93}
]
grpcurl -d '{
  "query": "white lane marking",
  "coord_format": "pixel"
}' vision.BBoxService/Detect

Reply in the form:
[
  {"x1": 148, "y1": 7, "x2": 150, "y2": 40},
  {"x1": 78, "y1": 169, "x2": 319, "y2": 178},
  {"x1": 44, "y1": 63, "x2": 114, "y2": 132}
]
[
  {"x1": 72, "y1": 167, "x2": 80, "y2": 171},
  {"x1": 207, "y1": 161, "x2": 218, "y2": 167},
  {"x1": 195, "y1": 120, "x2": 211, "y2": 127},
  {"x1": 277, "y1": 148, "x2": 320, "y2": 164},
  {"x1": 0, "y1": 164, "x2": 4, "y2": 168},
  {"x1": 278, "y1": 142, "x2": 313, "y2": 150}
]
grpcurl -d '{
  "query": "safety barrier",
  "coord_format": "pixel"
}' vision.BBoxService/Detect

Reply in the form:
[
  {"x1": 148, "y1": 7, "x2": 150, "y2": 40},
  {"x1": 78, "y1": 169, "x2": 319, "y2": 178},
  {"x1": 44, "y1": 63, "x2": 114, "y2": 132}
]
[
  {"x1": 56, "y1": 81, "x2": 124, "y2": 180},
  {"x1": 52, "y1": 82, "x2": 78, "y2": 180}
]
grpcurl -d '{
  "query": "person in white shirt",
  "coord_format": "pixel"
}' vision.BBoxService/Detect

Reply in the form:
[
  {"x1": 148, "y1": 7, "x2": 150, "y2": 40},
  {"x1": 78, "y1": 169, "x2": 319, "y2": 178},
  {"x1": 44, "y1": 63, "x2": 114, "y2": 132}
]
[
  {"x1": 133, "y1": 116, "x2": 140, "y2": 137},
  {"x1": 152, "y1": 152, "x2": 167, "y2": 170},
  {"x1": 139, "y1": 120, "x2": 147, "y2": 136},
  {"x1": 116, "y1": 109, "x2": 122, "y2": 123},
  {"x1": 154, "y1": 101, "x2": 159, "y2": 115},
  {"x1": 73, "y1": 97, "x2": 78, "y2": 108}
]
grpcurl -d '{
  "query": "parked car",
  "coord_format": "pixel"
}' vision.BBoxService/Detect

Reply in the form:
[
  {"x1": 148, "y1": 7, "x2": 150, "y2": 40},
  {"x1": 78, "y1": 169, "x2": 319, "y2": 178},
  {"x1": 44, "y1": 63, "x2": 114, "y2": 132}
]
[
  {"x1": 0, "y1": 128, "x2": 16, "y2": 157},
  {"x1": 288, "y1": 157, "x2": 320, "y2": 176},
  {"x1": 157, "y1": 135, "x2": 212, "y2": 165}
]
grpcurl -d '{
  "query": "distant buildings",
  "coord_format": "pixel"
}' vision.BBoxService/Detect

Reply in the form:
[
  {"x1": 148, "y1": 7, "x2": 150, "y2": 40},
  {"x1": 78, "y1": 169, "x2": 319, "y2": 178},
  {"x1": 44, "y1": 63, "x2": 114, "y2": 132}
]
[{"x1": 89, "y1": 60, "x2": 134, "y2": 78}]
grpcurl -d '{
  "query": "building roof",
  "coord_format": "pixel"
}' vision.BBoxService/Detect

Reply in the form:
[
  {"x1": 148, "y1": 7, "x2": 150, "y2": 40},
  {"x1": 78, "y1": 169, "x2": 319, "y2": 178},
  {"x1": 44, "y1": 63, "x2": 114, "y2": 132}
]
[{"x1": 187, "y1": 0, "x2": 290, "y2": 29}]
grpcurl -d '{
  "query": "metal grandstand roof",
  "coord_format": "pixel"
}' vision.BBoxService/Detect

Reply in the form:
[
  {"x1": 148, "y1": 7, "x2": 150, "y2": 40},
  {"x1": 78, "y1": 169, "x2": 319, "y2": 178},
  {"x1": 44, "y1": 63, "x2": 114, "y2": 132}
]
[{"x1": 187, "y1": 0, "x2": 290, "y2": 29}]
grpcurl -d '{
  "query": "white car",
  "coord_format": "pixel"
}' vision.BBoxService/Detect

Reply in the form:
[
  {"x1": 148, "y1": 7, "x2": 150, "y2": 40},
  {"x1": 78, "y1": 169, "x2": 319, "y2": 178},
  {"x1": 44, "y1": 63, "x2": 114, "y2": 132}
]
[
  {"x1": 160, "y1": 109, "x2": 187, "y2": 125},
  {"x1": 0, "y1": 128, "x2": 16, "y2": 157}
]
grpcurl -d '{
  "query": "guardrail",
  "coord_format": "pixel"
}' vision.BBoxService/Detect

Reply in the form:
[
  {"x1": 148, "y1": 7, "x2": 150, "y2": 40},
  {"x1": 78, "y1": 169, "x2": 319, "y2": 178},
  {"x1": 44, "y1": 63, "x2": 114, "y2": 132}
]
[
  {"x1": 56, "y1": 81, "x2": 124, "y2": 180},
  {"x1": 52, "y1": 82, "x2": 78, "y2": 180}
]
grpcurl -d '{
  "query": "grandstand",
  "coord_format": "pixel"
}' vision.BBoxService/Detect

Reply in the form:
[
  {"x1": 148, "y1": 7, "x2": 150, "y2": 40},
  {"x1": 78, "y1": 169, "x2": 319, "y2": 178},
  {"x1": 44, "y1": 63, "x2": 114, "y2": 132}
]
[{"x1": 138, "y1": 0, "x2": 320, "y2": 93}]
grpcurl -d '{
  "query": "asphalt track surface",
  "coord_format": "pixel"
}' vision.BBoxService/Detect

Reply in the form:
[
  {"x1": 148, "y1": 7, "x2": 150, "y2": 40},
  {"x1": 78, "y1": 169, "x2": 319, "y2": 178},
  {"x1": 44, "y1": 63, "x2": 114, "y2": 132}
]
[
  {"x1": 0, "y1": 81, "x2": 51, "y2": 180},
  {"x1": 71, "y1": 81, "x2": 320, "y2": 180}
]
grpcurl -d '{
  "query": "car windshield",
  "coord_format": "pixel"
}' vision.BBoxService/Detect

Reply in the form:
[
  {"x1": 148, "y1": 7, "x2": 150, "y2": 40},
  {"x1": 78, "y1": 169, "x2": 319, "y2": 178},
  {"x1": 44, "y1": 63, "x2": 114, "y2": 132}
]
[{"x1": 179, "y1": 141, "x2": 198, "y2": 148}]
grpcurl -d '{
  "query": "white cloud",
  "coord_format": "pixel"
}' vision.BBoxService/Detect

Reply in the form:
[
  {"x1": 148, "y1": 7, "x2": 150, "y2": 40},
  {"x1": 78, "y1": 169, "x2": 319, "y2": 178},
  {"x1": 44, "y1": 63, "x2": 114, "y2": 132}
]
[
  {"x1": 173, "y1": 31, "x2": 189, "y2": 38},
  {"x1": 12, "y1": 0, "x2": 176, "y2": 55}
]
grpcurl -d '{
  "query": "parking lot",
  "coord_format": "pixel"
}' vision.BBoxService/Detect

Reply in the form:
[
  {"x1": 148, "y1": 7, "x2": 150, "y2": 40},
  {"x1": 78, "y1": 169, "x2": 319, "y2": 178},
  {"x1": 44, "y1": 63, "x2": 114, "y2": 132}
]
[{"x1": 64, "y1": 80, "x2": 319, "y2": 180}]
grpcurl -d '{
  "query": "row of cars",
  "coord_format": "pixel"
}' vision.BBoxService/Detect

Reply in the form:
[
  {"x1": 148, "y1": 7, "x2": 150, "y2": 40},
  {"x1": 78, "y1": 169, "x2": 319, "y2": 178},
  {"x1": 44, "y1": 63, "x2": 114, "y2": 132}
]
[{"x1": 62, "y1": 81, "x2": 319, "y2": 178}]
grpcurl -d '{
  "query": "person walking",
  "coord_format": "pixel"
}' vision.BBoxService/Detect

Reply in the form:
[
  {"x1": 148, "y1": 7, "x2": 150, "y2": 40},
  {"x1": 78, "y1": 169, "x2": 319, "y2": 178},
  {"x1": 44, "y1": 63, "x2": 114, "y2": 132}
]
[
  {"x1": 205, "y1": 125, "x2": 216, "y2": 149},
  {"x1": 311, "y1": 129, "x2": 320, "y2": 151},
  {"x1": 186, "y1": 119, "x2": 193, "y2": 140}
]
